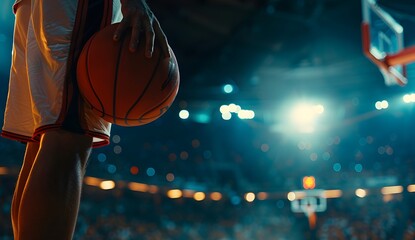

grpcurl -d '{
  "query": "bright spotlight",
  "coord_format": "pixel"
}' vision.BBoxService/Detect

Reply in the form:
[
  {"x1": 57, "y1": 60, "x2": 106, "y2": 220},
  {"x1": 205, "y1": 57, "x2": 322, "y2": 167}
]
[
  {"x1": 222, "y1": 112, "x2": 232, "y2": 120},
  {"x1": 403, "y1": 93, "x2": 415, "y2": 103},
  {"x1": 381, "y1": 100, "x2": 388, "y2": 109},
  {"x1": 403, "y1": 94, "x2": 411, "y2": 103},
  {"x1": 355, "y1": 188, "x2": 367, "y2": 198},
  {"x1": 221, "y1": 103, "x2": 254, "y2": 121},
  {"x1": 167, "y1": 189, "x2": 183, "y2": 199},
  {"x1": 245, "y1": 192, "x2": 256, "y2": 202},
  {"x1": 193, "y1": 192, "x2": 206, "y2": 201},
  {"x1": 100, "y1": 180, "x2": 115, "y2": 190},
  {"x1": 287, "y1": 192, "x2": 296, "y2": 201},
  {"x1": 381, "y1": 185, "x2": 403, "y2": 195},
  {"x1": 375, "y1": 100, "x2": 388, "y2": 110},
  {"x1": 228, "y1": 103, "x2": 241, "y2": 113},
  {"x1": 238, "y1": 110, "x2": 255, "y2": 119},
  {"x1": 289, "y1": 103, "x2": 324, "y2": 133},
  {"x1": 291, "y1": 105, "x2": 313, "y2": 123},
  {"x1": 179, "y1": 110, "x2": 189, "y2": 119},
  {"x1": 220, "y1": 105, "x2": 230, "y2": 114},
  {"x1": 375, "y1": 101, "x2": 382, "y2": 110},
  {"x1": 314, "y1": 104, "x2": 324, "y2": 114}
]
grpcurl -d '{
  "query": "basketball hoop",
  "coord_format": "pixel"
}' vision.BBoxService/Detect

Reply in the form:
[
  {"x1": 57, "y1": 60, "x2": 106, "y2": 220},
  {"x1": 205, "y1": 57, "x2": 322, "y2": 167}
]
[
  {"x1": 290, "y1": 189, "x2": 327, "y2": 216},
  {"x1": 290, "y1": 190, "x2": 326, "y2": 230},
  {"x1": 379, "y1": 67, "x2": 407, "y2": 86},
  {"x1": 361, "y1": 0, "x2": 413, "y2": 86}
]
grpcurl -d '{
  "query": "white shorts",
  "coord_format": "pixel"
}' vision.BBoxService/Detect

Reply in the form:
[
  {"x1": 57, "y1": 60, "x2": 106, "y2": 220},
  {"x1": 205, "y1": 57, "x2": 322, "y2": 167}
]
[{"x1": 2, "y1": 0, "x2": 122, "y2": 147}]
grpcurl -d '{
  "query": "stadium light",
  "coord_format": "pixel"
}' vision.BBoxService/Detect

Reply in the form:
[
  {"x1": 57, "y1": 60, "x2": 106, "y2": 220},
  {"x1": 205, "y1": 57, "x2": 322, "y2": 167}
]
[
  {"x1": 100, "y1": 180, "x2": 115, "y2": 190},
  {"x1": 381, "y1": 185, "x2": 403, "y2": 195},
  {"x1": 179, "y1": 110, "x2": 189, "y2": 119},
  {"x1": 287, "y1": 191, "x2": 306, "y2": 201},
  {"x1": 222, "y1": 112, "x2": 232, "y2": 120},
  {"x1": 289, "y1": 103, "x2": 325, "y2": 133},
  {"x1": 245, "y1": 192, "x2": 256, "y2": 202},
  {"x1": 210, "y1": 192, "x2": 222, "y2": 201},
  {"x1": 375, "y1": 100, "x2": 388, "y2": 110},
  {"x1": 193, "y1": 192, "x2": 206, "y2": 201},
  {"x1": 355, "y1": 188, "x2": 367, "y2": 198},
  {"x1": 403, "y1": 93, "x2": 415, "y2": 103},
  {"x1": 128, "y1": 182, "x2": 149, "y2": 192},
  {"x1": 219, "y1": 103, "x2": 255, "y2": 120},
  {"x1": 84, "y1": 176, "x2": 102, "y2": 187},
  {"x1": 167, "y1": 189, "x2": 183, "y2": 199},
  {"x1": 238, "y1": 110, "x2": 255, "y2": 119},
  {"x1": 303, "y1": 176, "x2": 316, "y2": 190},
  {"x1": 287, "y1": 192, "x2": 296, "y2": 201}
]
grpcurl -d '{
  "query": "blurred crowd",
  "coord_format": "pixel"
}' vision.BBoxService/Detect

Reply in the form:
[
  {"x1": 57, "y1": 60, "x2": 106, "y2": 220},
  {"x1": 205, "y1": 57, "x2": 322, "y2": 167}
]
[{"x1": 1, "y1": 175, "x2": 415, "y2": 240}]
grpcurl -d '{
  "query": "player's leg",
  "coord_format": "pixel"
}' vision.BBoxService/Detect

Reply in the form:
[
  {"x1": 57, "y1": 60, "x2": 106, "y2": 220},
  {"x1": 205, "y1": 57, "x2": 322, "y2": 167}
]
[
  {"x1": 6, "y1": 0, "x2": 35, "y2": 237},
  {"x1": 17, "y1": 129, "x2": 93, "y2": 240},
  {"x1": 11, "y1": 141, "x2": 39, "y2": 237}
]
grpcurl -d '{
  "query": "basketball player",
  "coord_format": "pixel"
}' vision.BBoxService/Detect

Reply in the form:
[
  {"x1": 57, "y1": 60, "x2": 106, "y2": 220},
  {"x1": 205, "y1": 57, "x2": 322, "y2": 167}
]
[{"x1": 1, "y1": 0, "x2": 169, "y2": 239}]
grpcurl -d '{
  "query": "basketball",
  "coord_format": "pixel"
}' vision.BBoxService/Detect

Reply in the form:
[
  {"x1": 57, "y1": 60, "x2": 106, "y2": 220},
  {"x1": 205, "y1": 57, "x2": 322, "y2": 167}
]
[{"x1": 76, "y1": 23, "x2": 180, "y2": 127}]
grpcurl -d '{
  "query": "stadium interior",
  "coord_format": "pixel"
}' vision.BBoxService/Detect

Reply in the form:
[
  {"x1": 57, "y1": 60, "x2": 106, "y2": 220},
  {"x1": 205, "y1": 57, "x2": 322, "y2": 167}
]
[{"x1": 1, "y1": 0, "x2": 415, "y2": 239}]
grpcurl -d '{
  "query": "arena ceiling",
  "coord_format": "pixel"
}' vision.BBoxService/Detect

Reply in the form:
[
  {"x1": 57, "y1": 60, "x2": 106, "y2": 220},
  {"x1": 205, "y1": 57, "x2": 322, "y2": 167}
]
[{"x1": 1, "y1": 0, "x2": 415, "y2": 191}]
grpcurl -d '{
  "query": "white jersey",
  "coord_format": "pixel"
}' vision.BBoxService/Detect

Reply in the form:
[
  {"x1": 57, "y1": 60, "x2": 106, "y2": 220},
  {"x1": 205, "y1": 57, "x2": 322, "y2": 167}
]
[{"x1": 3, "y1": 0, "x2": 122, "y2": 147}]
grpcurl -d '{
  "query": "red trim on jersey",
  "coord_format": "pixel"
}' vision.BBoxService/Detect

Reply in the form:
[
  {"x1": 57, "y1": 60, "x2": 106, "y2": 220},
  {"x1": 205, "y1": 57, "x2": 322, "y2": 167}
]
[
  {"x1": 2, "y1": 125, "x2": 109, "y2": 148},
  {"x1": 35, "y1": 125, "x2": 109, "y2": 148},
  {"x1": 33, "y1": 124, "x2": 63, "y2": 140},
  {"x1": 1, "y1": 131, "x2": 34, "y2": 143},
  {"x1": 86, "y1": 131, "x2": 110, "y2": 148}
]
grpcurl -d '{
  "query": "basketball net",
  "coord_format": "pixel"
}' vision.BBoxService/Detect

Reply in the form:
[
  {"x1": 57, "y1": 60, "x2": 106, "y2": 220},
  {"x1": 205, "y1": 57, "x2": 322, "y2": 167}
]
[{"x1": 380, "y1": 66, "x2": 407, "y2": 86}]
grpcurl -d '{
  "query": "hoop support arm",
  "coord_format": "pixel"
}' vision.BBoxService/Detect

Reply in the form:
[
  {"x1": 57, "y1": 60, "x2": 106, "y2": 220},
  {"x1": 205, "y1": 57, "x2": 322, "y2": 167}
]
[{"x1": 385, "y1": 46, "x2": 415, "y2": 66}]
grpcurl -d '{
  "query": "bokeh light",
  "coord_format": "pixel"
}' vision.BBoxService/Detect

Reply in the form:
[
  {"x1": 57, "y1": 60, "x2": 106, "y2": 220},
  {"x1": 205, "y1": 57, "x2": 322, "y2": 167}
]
[
  {"x1": 223, "y1": 84, "x2": 234, "y2": 93},
  {"x1": 179, "y1": 110, "x2": 190, "y2": 119},
  {"x1": 245, "y1": 192, "x2": 256, "y2": 202},
  {"x1": 355, "y1": 188, "x2": 367, "y2": 198},
  {"x1": 100, "y1": 181, "x2": 115, "y2": 190},
  {"x1": 167, "y1": 189, "x2": 182, "y2": 199}
]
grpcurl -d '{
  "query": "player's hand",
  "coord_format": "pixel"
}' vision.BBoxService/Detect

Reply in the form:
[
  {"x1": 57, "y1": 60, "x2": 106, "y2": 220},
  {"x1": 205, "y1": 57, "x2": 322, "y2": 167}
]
[{"x1": 113, "y1": 0, "x2": 170, "y2": 58}]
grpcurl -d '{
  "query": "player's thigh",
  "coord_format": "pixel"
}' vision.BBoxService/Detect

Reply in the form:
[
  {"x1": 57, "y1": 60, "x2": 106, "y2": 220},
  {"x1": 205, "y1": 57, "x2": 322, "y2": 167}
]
[{"x1": 40, "y1": 130, "x2": 93, "y2": 165}]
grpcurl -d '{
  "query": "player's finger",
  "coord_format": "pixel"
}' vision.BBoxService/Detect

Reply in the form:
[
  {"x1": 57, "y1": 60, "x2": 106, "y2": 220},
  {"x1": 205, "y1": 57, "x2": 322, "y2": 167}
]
[
  {"x1": 142, "y1": 16, "x2": 155, "y2": 58},
  {"x1": 113, "y1": 15, "x2": 131, "y2": 41},
  {"x1": 154, "y1": 18, "x2": 170, "y2": 58},
  {"x1": 129, "y1": 18, "x2": 142, "y2": 52}
]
